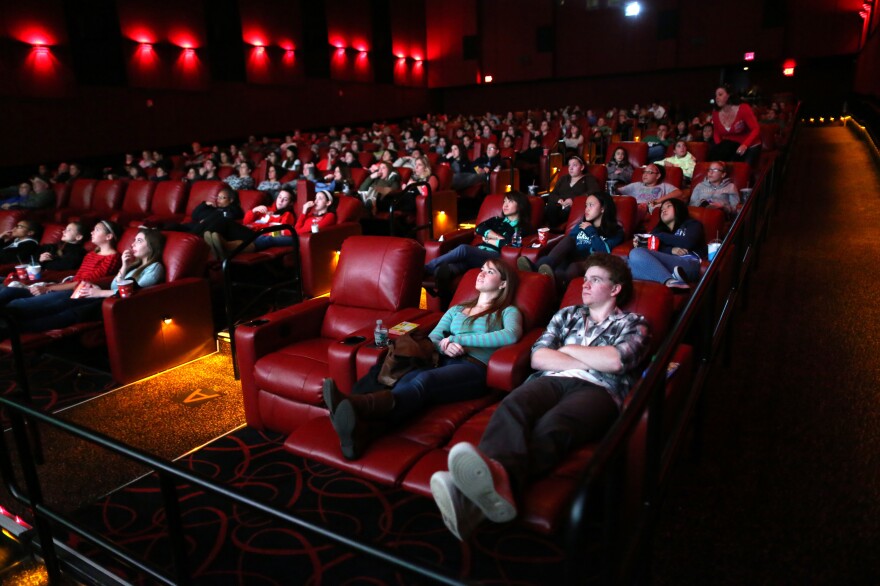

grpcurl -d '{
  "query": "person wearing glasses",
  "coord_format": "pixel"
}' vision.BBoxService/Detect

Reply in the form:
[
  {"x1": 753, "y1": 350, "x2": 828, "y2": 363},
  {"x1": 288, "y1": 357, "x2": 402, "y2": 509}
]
[
  {"x1": 0, "y1": 220, "x2": 41, "y2": 263},
  {"x1": 616, "y1": 163, "x2": 684, "y2": 222},
  {"x1": 689, "y1": 162, "x2": 740, "y2": 218},
  {"x1": 430, "y1": 253, "x2": 649, "y2": 541}
]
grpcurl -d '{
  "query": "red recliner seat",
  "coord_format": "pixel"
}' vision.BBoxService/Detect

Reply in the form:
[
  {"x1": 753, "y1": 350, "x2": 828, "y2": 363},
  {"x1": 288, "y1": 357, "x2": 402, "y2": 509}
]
[
  {"x1": 422, "y1": 194, "x2": 545, "y2": 312},
  {"x1": 400, "y1": 279, "x2": 690, "y2": 535},
  {"x1": 54, "y1": 179, "x2": 98, "y2": 223},
  {"x1": 1, "y1": 230, "x2": 213, "y2": 384},
  {"x1": 110, "y1": 180, "x2": 155, "y2": 226},
  {"x1": 230, "y1": 196, "x2": 364, "y2": 299},
  {"x1": 691, "y1": 162, "x2": 751, "y2": 191},
  {"x1": 286, "y1": 267, "x2": 557, "y2": 486},
  {"x1": 139, "y1": 181, "x2": 188, "y2": 227},
  {"x1": 69, "y1": 179, "x2": 126, "y2": 226},
  {"x1": 235, "y1": 236, "x2": 428, "y2": 436}
]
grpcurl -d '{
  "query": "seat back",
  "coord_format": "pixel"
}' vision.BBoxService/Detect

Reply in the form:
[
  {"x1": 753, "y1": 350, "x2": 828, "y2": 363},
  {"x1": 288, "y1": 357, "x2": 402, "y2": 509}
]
[
  {"x1": 238, "y1": 190, "x2": 267, "y2": 212},
  {"x1": 150, "y1": 181, "x2": 187, "y2": 216},
  {"x1": 691, "y1": 162, "x2": 750, "y2": 191},
  {"x1": 349, "y1": 167, "x2": 368, "y2": 189},
  {"x1": 92, "y1": 180, "x2": 126, "y2": 214},
  {"x1": 434, "y1": 163, "x2": 453, "y2": 191},
  {"x1": 323, "y1": 236, "x2": 425, "y2": 339},
  {"x1": 186, "y1": 181, "x2": 224, "y2": 215},
  {"x1": 53, "y1": 182, "x2": 72, "y2": 209},
  {"x1": 451, "y1": 269, "x2": 556, "y2": 333},
  {"x1": 217, "y1": 167, "x2": 234, "y2": 180},
  {"x1": 687, "y1": 206, "x2": 726, "y2": 244},
  {"x1": 489, "y1": 168, "x2": 519, "y2": 194},
  {"x1": 117, "y1": 228, "x2": 209, "y2": 282},
  {"x1": 39, "y1": 222, "x2": 65, "y2": 245},
  {"x1": 606, "y1": 142, "x2": 648, "y2": 168},
  {"x1": 587, "y1": 164, "x2": 608, "y2": 185},
  {"x1": 561, "y1": 279, "x2": 673, "y2": 356},
  {"x1": 122, "y1": 180, "x2": 156, "y2": 214},
  {"x1": 0, "y1": 210, "x2": 27, "y2": 234},
  {"x1": 358, "y1": 151, "x2": 375, "y2": 168},
  {"x1": 685, "y1": 141, "x2": 709, "y2": 162},
  {"x1": 333, "y1": 195, "x2": 364, "y2": 223},
  {"x1": 67, "y1": 179, "x2": 98, "y2": 211},
  {"x1": 396, "y1": 167, "x2": 413, "y2": 184}
]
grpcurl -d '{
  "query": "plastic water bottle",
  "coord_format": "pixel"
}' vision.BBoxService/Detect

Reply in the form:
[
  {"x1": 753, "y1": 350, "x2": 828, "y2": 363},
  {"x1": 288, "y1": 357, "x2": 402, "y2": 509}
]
[
  {"x1": 374, "y1": 319, "x2": 388, "y2": 348},
  {"x1": 311, "y1": 216, "x2": 319, "y2": 233},
  {"x1": 511, "y1": 228, "x2": 522, "y2": 248}
]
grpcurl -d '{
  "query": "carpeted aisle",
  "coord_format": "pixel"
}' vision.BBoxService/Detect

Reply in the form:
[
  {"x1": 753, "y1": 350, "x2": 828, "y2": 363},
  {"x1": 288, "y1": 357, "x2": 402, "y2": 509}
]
[{"x1": 652, "y1": 125, "x2": 880, "y2": 583}]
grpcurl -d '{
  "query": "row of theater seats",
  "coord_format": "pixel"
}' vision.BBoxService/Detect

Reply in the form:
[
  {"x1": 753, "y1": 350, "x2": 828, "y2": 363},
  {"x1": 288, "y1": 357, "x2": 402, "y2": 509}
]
[
  {"x1": 235, "y1": 235, "x2": 695, "y2": 534},
  {"x1": 0, "y1": 227, "x2": 214, "y2": 385}
]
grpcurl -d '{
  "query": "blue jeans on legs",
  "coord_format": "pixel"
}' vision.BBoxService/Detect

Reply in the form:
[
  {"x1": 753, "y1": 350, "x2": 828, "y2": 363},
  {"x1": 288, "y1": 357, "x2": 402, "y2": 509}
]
[
  {"x1": 387, "y1": 356, "x2": 487, "y2": 425},
  {"x1": 0, "y1": 286, "x2": 34, "y2": 306},
  {"x1": 254, "y1": 235, "x2": 295, "y2": 251},
  {"x1": 425, "y1": 245, "x2": 498, "y2": 276},
  {"x1": 628, "y1": 247, "x2": 701, "y2": 284},
  {"x1": 477, "y1": 376, "x2": 618, "y2": 497}
]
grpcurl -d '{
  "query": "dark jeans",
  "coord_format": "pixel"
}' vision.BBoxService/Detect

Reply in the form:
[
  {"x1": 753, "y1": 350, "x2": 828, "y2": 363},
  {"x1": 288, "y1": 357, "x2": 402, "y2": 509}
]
[
  {"x1": 6, "y1": 290, "x2": 101, "y2": 332},
  {"x1": 708, "y1": 140, "x2": 761, "y2": 167},
  {"x1": 478, "y1": 375, "x2": 618, "y2": 497},
  {"x1": 425, "y1": 245, "x2": 498, "y2": 276},
  {"x1": 534, "y1": 237, "x2": 590, "y2": 288},
  {"x1": 383, "y1": 356, "x2": 487, "y2": 425}
]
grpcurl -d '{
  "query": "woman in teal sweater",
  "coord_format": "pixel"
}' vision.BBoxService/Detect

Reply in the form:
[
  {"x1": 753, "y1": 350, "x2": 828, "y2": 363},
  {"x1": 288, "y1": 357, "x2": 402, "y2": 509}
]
[{"x1": 323, "y1": 259, "x2": 523, "y2": 460}]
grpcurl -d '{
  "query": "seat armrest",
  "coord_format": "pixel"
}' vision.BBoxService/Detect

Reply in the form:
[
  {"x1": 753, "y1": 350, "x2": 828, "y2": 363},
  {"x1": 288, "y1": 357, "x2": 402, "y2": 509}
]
[
  {"x1": 424, "y1": 229, "x2": 475, "y2": 262},
  {"x1": 299, "y1": 223, "x2": 363, "y2": 298},
  {"x1": 486, "y1": 329, "x2": 543, "y2": 392},
  {"x1": 103, "y1": 278, "x2": 215, "y2": 384},
  {"x1": 235, "y1": 297, "x2": 331, "y2": 361}
]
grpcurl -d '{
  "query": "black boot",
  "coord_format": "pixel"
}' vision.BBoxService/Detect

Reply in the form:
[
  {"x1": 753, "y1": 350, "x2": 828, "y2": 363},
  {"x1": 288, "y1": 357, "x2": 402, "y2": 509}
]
[
  {"x1": 322, "y1": 378, "x2": 345, "y2": 416},
  {"x1": 331, "y1": 390, "x2": 395, "y2": 460}
]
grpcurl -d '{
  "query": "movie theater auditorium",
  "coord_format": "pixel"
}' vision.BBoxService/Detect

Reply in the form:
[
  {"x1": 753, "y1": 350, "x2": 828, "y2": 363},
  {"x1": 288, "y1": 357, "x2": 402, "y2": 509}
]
[{"x1": 0, "y1": 1, "x2": 877, "y2": 584}]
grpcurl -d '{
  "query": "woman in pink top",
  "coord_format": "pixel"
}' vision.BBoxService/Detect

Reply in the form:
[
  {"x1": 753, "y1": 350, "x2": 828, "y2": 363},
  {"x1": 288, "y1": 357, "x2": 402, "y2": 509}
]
[{"x1": 710, "y1": 84, "x2": 761, "y2": 166}]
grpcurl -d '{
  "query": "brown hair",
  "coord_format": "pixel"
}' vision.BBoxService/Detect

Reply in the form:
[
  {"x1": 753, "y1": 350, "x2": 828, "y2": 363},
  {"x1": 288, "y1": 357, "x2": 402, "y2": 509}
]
[
  {"x1": 460, "y1": 258, "x2": 519, "y2": 328},
  {"x1": 584, "y1": 253, "x2": 633, "y2": 306}
]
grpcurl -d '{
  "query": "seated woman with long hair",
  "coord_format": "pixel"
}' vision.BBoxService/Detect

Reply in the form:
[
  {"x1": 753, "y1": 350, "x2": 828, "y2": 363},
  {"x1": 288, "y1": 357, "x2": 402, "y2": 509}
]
[
  {"x1": 203, "y1": 189, "x2": 294, "y2": 257},
  {"x1": 628, "y1": 198, "x2": 706, "y2": 288},
  {"x1": 322, "y1": 259, "x2": 523, "y2": 460},
  {"x1": 518, "y1": 193, "x2": 624, "y2": 291},
  {"x1": 606, "y1": 146, "x2": 634, "y2": 186},
  {"x1": 5, "y1": 227, "x2": 164, "y2": 332},
  {"x1": 425, "y1": 191, "x2": 530, "y2": 293},
  {"x1": 0, "y1": 220, "x2": 122, "y2": 307}
]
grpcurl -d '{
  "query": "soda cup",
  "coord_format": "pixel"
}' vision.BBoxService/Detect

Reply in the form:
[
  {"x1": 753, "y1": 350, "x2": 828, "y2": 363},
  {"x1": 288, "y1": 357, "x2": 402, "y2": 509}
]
[
  {"x1": 648, "y1": 235, "x2": 659, "y2": 251},
  {"x1": 707, "y1": 241, "x2": 721, "y2": 262},
  {"x1": 15, "y1": 265, "x2": 28, "y2": 281},
  {"x1": 117, "y1": 280, "x2": 134, "y2": 298},
  {"x1": 537, "y1": 227, "x2": 550, "y2": 246},
  {"x1": 26, "y1": 264, "x2": 41, "y2": 281}
]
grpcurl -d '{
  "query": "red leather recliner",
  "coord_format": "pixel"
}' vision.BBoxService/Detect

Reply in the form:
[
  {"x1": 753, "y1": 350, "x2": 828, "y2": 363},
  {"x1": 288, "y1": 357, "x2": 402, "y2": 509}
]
[
  {"x1": 606, "y1": 142, "x2": 648, "y2": 168},
  {"x1": 235, "y1": 236, "x2": 428, "y2": 435},
  {"x1": 110, "y1": 180, "x2": 155, "y2": 227},
  {"x1": 285, "y1": 267, "x2": 557, "y2": 486},
  {"x1": 139, "y1": 181, "x2": 188, "y2": 228},
  {"x1": 69, "y1": 180, "x2": 126, "y2": 227},
  {"x1": 54, "y1": 179, "x2": 98, "y2": 223}
]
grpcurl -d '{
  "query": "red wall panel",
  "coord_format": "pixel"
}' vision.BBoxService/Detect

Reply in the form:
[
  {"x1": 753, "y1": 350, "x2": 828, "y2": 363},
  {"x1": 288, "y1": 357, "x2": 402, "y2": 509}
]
[
  {"x1": 239, "y1": 0, "x2": 304, "y2": 85},
  {"x1": 1, "y1": 0, "x2": 74, "y2": 97},
  {"x1": 118, "y1": 0, "x2": 209, "y2": 90},
  {"x1": 327, "y1": 0, "x2": 374, "y2": 82},
  {"x1": 391, "y1": 0, "x2": 427, "y2": 86},
  {"x1": 480, "y1": 0, "x2": 553, "y2": 84},
  {"x1": 426, "y1": 0, "x2": 478, "y2": 87}
]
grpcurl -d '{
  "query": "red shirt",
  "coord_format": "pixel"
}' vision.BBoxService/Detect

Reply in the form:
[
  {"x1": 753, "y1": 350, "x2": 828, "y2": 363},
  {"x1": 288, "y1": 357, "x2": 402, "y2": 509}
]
[
  {"x1": 243, "y1": 207, "x2": 296, "y2": 237},
  {"x1": 712, "y1": 103, "x2": 761, "y2": 148},
  {"x1": 295, "y1": 212, "x2": 336, "y2": 235},
  {"x1": 74, "y1": 251, "x2": 122, "y2": 283}
]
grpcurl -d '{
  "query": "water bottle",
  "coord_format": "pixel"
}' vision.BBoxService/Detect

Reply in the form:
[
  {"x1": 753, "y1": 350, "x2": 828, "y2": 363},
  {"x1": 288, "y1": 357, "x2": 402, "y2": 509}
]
[
  {"x1": 311, "y1": 216, "x2": 319, "y2": 233},
  {"x1": 374, "y1": 319, "x2": 388, "y2": 348},
  {"x1": 511, "y1": 228, "x2": 522, "y2": 248}
]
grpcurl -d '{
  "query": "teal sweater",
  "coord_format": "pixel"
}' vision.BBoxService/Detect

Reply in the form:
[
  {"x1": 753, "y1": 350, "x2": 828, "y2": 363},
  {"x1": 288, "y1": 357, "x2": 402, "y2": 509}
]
[{"x1": 429, "y1": 305, "x2": 523, "y2": 365}]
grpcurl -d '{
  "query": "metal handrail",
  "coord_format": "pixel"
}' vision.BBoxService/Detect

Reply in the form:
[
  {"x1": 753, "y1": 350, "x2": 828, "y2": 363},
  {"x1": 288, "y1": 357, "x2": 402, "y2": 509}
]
[{"x1": 0, "y1": 396, "x2": 472, "y2": 585}]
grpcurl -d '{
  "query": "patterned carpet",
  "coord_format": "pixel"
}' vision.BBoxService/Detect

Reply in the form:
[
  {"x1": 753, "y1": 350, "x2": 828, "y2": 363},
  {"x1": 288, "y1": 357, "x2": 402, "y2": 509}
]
[{"x1": 69, "y1": 426, "x2": 570, "y2": 585}]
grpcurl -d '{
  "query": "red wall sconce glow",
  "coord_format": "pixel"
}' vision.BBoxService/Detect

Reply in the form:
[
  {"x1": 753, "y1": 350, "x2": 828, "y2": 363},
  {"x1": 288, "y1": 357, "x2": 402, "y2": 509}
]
[
  {"x1": 25, "y1": 44, "x2": 60, "y2": 77},
  {"x1": 283, "y1": 49, "x2": 296, "y2": 66},
  {"x1": 13, "y1": 25, "x2": 57, "y2": 47}
]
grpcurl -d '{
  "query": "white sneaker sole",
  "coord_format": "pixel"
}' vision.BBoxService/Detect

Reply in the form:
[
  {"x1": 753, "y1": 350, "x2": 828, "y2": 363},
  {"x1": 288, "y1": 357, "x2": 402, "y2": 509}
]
[
  {"x1": 448, "y1": 444, "x2": 517, "y2": 523},
  {"x1": 430, "y1": 472, "x2": 467, "y2": 541}
]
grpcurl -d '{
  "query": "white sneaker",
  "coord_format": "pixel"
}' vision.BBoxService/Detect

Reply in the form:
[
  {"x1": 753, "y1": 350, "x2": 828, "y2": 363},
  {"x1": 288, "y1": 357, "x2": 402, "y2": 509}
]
[
  {"x1": 447, "y1": 443, "x2": 517, "y2": 523},
  {"x1": 430, "y1": 471, "x2": 484, "y2": 541}
]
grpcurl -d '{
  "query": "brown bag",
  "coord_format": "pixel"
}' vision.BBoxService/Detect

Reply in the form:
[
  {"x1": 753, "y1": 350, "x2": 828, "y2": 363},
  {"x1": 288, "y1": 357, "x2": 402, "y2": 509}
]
[{"x1": 377, "y1": 330, "x2": 440, "y2": 387}]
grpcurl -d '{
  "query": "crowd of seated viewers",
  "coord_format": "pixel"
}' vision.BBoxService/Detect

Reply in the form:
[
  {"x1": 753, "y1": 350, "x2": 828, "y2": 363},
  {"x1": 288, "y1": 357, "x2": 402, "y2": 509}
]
[{"x1": 0, "y1": 85, "x2": 790, "y2": 543}]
